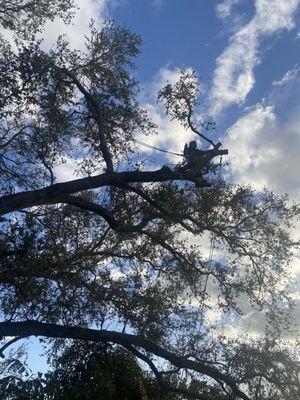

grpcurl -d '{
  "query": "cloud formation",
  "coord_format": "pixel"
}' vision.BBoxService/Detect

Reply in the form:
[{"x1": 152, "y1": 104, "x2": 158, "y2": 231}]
[
  {"x1": 41, "y1": 0, "x2": 109, "y2": 49},
  {"x1": 224, "y1": 103, "x2": 300, "y2": 198},
  {"x1": 210, "y1": 0, "x2": 300, "y2": 115},
  {"x1": 272, "y1": 65, "x2": 300, "y2": 86},
  {"x1": 215, "y1": 0, "x2": 244, "y2": 19}
]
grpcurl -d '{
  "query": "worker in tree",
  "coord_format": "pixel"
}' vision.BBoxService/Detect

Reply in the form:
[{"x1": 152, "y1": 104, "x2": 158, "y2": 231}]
[
  {"x1": 176, "y1": 140, "x2": 228, "y2": 187},
  {"x1": 179, "y1": 140, "x2": 214, "y2": 172}
]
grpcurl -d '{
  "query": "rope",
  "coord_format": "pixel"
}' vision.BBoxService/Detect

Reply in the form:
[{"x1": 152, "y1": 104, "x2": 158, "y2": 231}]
[
  {"x1": 201, "y1": 155, "x2": 223, "y2": 321},
  {"x1": 218, "y1": 155, "x2": 223, "y2": 179},
  {"x1": 134, "y1": 139, "x2": 184, "y2": 157}
]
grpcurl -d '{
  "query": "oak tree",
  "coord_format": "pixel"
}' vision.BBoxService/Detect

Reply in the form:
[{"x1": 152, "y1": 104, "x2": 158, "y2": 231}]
[{"x1": 0, "y1": 3, "x2": 299, "y2": 399}]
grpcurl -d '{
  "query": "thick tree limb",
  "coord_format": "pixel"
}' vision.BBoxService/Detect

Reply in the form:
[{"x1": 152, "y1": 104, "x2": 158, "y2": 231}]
[
  {"x1": 124, "y1": 344, "x2": 165, "y2": 386},
  {"x1": 125, "y1": 344, "x2": 211, "y2": 400},
  {"x1": 0, "y1": 320, "x2": 250, "y2": 400},
  {"x1": 0, "y1": 167, "x2": 210, "y2": 216},
  {"x1": 124, "y1": 345, "x2": 207, "y2": 400}
]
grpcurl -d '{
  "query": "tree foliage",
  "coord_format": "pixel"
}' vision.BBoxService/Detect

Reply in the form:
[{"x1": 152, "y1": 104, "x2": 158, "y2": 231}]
[
  {"x1": 0, "y1": 3, "x2": 299, "y2": 400},
  {"x1": 0, "y1": 0, "x2": 75, "y2": 36},
  {"x1": 0, "y1": 341, "x2": 194, "y2": 399}
]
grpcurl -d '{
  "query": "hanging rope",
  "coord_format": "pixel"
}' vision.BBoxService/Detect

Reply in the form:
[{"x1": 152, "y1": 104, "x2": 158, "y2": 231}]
[
  {"x1": 134, "y1": 139, "x2": 184, "y2": 157},
  {"x1": 200, "y1": 155, "x2": 223, "y2": 321},
  {"x1": 204, "y1": 156, "x2": 223, "y2": 264}
]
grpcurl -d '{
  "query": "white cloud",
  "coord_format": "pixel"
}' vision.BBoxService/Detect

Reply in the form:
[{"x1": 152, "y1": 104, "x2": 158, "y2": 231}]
[
  {"x1": 223, "y1": 296, "x2": 300, "y2": 340},
  {"x1": 215, "y1": 0, "x2": 243, "y2": 19},
  {"x1": 224, "y1": 103, "x2": 300, "y2": 198},
  {"x1": 272, "y1": 65, "x2": 300, "y2": 86},
  {"x1": 222, "y1": 58, "x2": 300, "y2": 201},
  {"x1": 224, "y1": 311, "x2": 267, "y2": 338},
  {"x1": 210, "y1": 0, "x2": 300, "y2": 115},
  {"x1": 40, "y1": 0, "x2": 109, "y2": 50},
  {"x1": 53, "y1": 156, "x2": 83, "y2": 182},
  {"x1": 224, "y1": 104, "x2": 276, "y2": 188}
]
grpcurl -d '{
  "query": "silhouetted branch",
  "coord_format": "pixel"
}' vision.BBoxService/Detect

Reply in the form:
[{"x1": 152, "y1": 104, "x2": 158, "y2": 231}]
[
  {"x1": 0, "y1": 336, "x2": 25, "y2": 359},
  {"x1": 0, "y1": 166, "x2": 216, "y2": 216},
  {"x1": 0, "y1": 320, "x2": 250, "y2": 400}
]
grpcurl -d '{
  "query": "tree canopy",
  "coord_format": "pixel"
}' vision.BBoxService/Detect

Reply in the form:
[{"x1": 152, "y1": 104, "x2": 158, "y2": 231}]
[
  {"x1": 0, "y1": 3, "x2": 299, "y2": 399},
  {"x1": 0, "y1": 0, "x2": 75, "y2": 36}
]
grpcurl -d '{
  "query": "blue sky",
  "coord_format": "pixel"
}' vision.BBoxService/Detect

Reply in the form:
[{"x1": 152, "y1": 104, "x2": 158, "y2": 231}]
[{"x1": 2, "y1": 0, "x2": 300, "y2": 371}]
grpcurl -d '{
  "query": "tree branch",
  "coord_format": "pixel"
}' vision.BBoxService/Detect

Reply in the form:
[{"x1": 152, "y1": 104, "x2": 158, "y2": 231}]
[
  {"x1": 61, "y1": 68, "x2": 114, "y2": 172},
  {"x1": 125, "y1": 344, "x2": 210, "y2": 400},
  {"x1": 116, "y1": 184, "x2": 198, "y2": 233},
  {"x1": 57, "y1": 194, "x2": 152, "y2": 233},
  {"x1": 0, "y1": 320, "x2": 250, "y2": 400},
  {"x1": 0, "y1": 336, "x2": 26, "y2": 358},
  {"x1": 185, "y1": 98, "x2": 215, "y2": 147},
  {"x1": 0, "y1": 167, "x2": 209, "y2": 216},
  {"x1": 0, "y1": 125, "x2": 31, "y2": 150}
]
